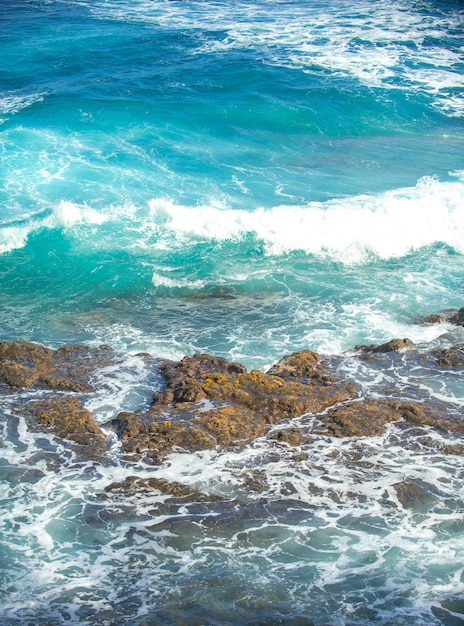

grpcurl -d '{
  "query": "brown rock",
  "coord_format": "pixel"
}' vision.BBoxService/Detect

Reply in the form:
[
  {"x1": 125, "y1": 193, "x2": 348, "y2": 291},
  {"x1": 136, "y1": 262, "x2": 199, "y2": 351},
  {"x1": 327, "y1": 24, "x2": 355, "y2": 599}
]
[
  {"x1": 354, "y1": 338, "x2": 413, "y2": 355},
  {"x1": 393, "y1": 478, "x2": 438, "y2": 512},
  {"x1": 372, "y1": 338, "x2": 413, "y2": 353},
  {"x1": 105, "y1": 475, "x2": 203, "y2": 498},
  {"x1": 434, "y1": 347, "x2": 464, "y2": 368},
  {"x1": 424, "y1": 314, "x2": 445, "y2": 324},
  {"x1": 0, "y1": 340, "x2": 114, "y2": 392},
  {"x1": 318, "y1": 399, "x2": 403, "y2": 438},
  {"x1": 317, "y1": 398, "x2": 464, "y2": 439},
  {"x1": 266, "y1": 349, "x2": 324, "y2": 380},
  {"x1": 112, "y1": 352, "x2": 357, "y2": 460},
  {"x1": 22, "y1": 395, "x2": 106, "y2": 449}
]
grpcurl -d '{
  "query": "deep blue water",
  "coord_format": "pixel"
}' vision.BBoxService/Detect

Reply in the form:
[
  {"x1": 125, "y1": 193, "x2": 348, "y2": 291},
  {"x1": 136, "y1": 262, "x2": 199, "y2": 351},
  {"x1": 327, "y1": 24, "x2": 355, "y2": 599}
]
[{"x1": 0, "y1": 0, "x2": 464, "y2": 624}]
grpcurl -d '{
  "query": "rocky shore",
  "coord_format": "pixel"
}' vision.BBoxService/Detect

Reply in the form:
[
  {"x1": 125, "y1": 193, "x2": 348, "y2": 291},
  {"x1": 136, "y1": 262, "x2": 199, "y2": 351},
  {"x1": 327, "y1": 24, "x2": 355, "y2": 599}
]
[{"x1": 1, "y1": 307, "x2": 463, "y2": 496}]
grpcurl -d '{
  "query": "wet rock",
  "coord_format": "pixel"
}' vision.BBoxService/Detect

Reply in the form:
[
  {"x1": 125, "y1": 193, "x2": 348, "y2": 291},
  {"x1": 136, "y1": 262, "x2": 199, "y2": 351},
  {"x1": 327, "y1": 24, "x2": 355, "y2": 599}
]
[
  {"x1": 105, "y1": 475, "x2": 206, "y2": 499},
  {"x1": 449, "y1": 307, "x2": 464, "y2": 327},
  {"x1": 316, "y1": 399, "x2": 404, "y2": 438},
  {"x1": 112, "y1": 352, "x2": 357, "y2": 460},
  {"x1": 269, "y1": 427, "x2": 306, "y2": 447},
  {"x1": 355, "y1": 338, "x2": 413, "y2": 355},
  {"x1": 316, "y1": 398, "x2": 464, "y2": 440},
  {"x1": 22, "y1": 395, "x2": 106, "y2": 449},
  {"x1": 431, "y1": 605, "x2": 464, "y2": 625},
  {"x1": 0, "y1": 340, "x2": 115, "y2": 392},
  {"x1": 434, "y1": 346, "x2": 464, "y2": 367},
  {"x1": 393, "y1": 478, "x2": 439, "y2": 513},
  {"x1": 424, "y1": 313, "x2": 446, "y2": 324},
  {"x1": 266, "y1": 349, "x2": 325, "y2": 381}
]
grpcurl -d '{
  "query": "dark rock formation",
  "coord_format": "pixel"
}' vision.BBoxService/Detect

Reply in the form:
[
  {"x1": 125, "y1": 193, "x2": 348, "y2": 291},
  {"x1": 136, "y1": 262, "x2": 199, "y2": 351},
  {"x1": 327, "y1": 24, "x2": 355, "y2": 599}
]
[
  {"x1": 434, "y1": 347, "x2": 464, "y2": 368},
  {"x1": 1, "y1": 338, "x2": 463, "y2": 469},
  {"x1": 450, "y1": 307, "x2": 464, "y2": 327},
  {"x1": 0, "y1": 340, "x2": 115, "y2": 451},
  {"x1": 393, "y1": 478, "x2": 439, "y2": 513},
  {"x1": 112, "y1": 351, "x2": 357, "y2": 460},
  {"x1": 424, "y1": 313, "x2": 446, "y2": 324},
  {"x1": 0, "y1": 340, "x2": 114, "y2": 392},
  {"x1": 316, "y1": 399, "x2": 464, "y2": 439},
  {"x1": 21, "y1": 395, "x2": 106, "y2": 449},
  {"x1": 354, "y1": 338, "x2": 413, "y2": 355},
  {"x1": 105, "y1": 475, "x2": 206, "y2": 499}
]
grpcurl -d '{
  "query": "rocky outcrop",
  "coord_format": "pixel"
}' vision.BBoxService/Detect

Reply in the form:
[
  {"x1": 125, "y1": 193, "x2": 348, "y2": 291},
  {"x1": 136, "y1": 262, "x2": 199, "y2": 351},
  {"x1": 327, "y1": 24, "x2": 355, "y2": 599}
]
[
  {"x1": 0, "y1": 340, "x2": 114, "y2": 391},
  {"x1": 450, "y1": 307, "x2": 464, "y2": 327},
  {"x1": 21, "y1": 395, "x2": 106, "y2": 449},
  {"x1": 434, "y1": 347, "x2": 464, "y2": 368},
  {"x1": 316, "y1": 399, "x2": 464, "y2": 439},
  {"x1": 111, "y1": 351, "x2": 358, "y2": 460},
  {"x1": 1, "y1": 319, "x2": 463, "y2": 466},
  {"x1": 0, "y1": 340, "x2": 115, "y2": 451},
  {"x1": 104, "y1": 475, "x2": 210, "y2": 499},
  {"x1": 354, "y1": 338, "x2": 413, "y2": 355}
]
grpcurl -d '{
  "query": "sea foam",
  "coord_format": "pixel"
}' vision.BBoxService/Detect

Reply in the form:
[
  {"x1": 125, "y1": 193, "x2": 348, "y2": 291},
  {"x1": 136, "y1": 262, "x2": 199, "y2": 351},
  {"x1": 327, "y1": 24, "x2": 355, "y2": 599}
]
[{"x1": 148, "y1": 176, "x2": 464, "y2": 262}]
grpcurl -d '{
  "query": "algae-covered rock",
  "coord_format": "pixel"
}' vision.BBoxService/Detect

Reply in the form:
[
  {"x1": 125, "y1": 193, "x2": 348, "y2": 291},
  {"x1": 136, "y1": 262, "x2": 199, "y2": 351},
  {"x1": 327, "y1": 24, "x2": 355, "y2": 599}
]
[
  {"x1": 112, "y1": 351, "x2": 357, "y2": 460},
  {"x1": 22, "y1": 395, "x2": 106, "y2": 449},
  {"x1": 316, "y1": 398, "x2": 464, "y2": 439},
  {"x1": 355, "y1": 338, "x2": 413, "y2": 355},
  {"x1": 0, "y1": 340, "x2": 114, "y2": 392}
]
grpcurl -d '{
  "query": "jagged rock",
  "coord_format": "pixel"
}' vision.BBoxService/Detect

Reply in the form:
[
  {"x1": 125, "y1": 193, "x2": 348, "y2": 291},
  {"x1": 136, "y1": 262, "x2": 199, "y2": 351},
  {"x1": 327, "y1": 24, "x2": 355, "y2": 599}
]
[
  {"x1": 393, "y1": 478, "x2": 439, "y2": 513},
  {"x1": 316, "y1": 398, "x2": 464, "y2": 439},
  {"x1": 424, "y1": 313, "x2": 446, "y2": 324},
  {"x1": 449, "y1": 307, "x2": 464, "y2": 327},
  {"x1": 21, "y1": 395, "x2": 106, "y2": 449},
  {"x1": 266, "y1": 349, "x2": 324, "y2": 380},
  {"x1": 355, "y1": 338, "x2": 413, "y2": 355},
  {"x1": 112, "y1": 351, "x2": 357, "y2": 460},
  {"x1": 105, "y1": 475, "x2": 206, "y2": 499},
  {"x1": 316, "y1": 399, "x2": 403, "y2": 438},
  {"x1": 0, "y1": 340, "x2": 114, "y2": 392},
  {"x1": 434, "y1": 347, "x2": 464, "y2": 367}
]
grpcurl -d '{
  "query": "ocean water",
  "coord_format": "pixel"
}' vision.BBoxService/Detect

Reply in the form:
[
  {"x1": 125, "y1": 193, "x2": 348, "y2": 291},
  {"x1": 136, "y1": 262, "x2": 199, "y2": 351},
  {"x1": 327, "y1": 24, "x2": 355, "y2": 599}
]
[{"x1": 1, "y1": 0, "x2": 464, "y2": 624}]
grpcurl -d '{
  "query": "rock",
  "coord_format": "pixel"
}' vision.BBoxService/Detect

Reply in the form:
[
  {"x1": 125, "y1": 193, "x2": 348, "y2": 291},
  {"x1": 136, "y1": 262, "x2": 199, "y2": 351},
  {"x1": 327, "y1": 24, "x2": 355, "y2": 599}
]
[
  {"x1": 434, "y1": 347, "x2": 464, "y2": 367},
  {"x1": 316, "y1": 398, "x2": 464, "y2": 439},
  {"x1": 21, "y1": 395, "x2": 106, "y2": 449},
  {"x1": 112, "y1": 352, "x2": 357, "y2": 460},
  {"x1": 0, "y1": 340, "x2": 114, "y2": 392},
  {"x1": 393, "y1": 478, "x2": 438, "y2": 513},
  {"x1": 424, "y1": 313, "x2": 445, "y2": 324},
  {"x1": 316, "y1": 399, "x2": 403, "y2": 438},
  {"x1": 105, "y1": 475, "x2": 205, "y2": 499},
  {"x1": 355, "y1": 338, "x2": 413, "y2": 355},
  {"x1": 449, "y1": 307, "x2": 464, "y2": 327},
  {"x1": 266, "y1": 349, "x2": 324, "y2": 380}
]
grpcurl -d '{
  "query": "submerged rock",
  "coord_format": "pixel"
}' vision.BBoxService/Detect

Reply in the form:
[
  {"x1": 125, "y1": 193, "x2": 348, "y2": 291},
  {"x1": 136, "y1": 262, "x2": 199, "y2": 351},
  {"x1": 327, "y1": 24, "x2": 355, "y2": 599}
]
[
  {"x1": 112, "y1": 351, "x2": 357, "y2": 460},
  {"x1": 434, "y1": 347, "x2": 464, "y2": 368},
  {"x1": 104, "y1": 475, "x2": 209, "y2": 499}
]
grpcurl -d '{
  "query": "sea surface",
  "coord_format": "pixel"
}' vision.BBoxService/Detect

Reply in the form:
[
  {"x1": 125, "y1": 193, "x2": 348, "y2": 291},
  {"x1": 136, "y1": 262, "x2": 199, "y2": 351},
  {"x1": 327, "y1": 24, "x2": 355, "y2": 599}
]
[{"x1": 1, "y1": 0, "x2": 464, "y2": 624}]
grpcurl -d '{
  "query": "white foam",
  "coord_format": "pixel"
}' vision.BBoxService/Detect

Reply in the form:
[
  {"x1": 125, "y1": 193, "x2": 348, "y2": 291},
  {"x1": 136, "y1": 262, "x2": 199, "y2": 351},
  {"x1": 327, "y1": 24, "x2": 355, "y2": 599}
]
[
  {"x1": 0, "y1": 92, "x2": 44, "y2": 124},
  {"x1": 148, "y1": 176, "x2": 464, "y2": 263},
  {"x1": 51, "y1": 200, "x2": 107, "y2": 228},
  {"x1": 86, "y1": 0, "x2": 464, "y2": 116}
]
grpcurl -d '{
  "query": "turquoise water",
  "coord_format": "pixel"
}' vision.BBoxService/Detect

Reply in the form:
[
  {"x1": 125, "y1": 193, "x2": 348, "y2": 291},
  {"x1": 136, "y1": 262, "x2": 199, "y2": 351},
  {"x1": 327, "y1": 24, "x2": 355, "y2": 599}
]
[{"x1": 1, "y1": 0, "x2": 464, "y2": 624}]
